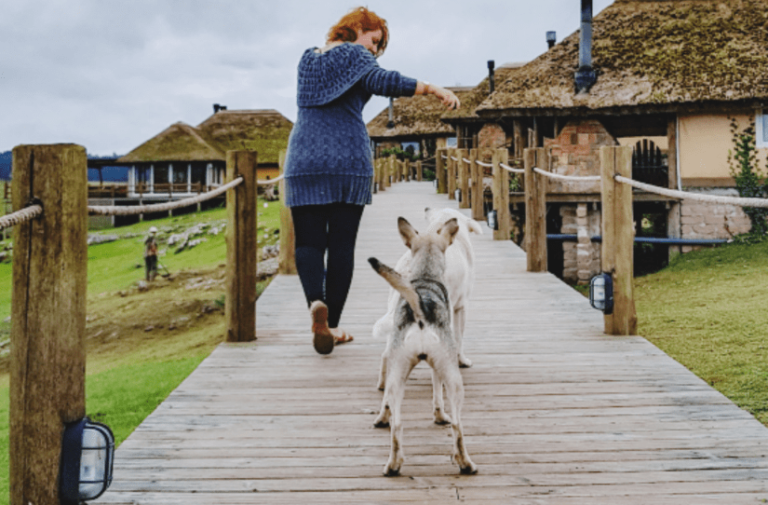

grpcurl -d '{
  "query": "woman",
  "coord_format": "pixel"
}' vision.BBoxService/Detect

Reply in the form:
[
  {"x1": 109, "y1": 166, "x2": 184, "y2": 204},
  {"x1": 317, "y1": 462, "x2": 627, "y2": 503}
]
[{"x1": 284, "y1": 6, "x2": 460, "y2": 355}]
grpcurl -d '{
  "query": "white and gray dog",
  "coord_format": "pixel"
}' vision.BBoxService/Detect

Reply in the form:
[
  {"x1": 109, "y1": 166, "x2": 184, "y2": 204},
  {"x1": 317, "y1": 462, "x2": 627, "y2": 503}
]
[{"x1": 368, "y1": 216, "x2": 477, "y2": 476}]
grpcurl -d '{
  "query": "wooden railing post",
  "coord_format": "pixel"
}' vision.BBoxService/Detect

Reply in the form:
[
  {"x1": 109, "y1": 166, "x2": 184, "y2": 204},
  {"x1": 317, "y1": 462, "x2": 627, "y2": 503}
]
[
  {"x1": 447, "y1": 149, "x2": 457, "y2": 201},
  {"x1": 436, "y1": 148, "x2": 447, "y2": 194},
  {"x1": 226, "y1": 150, "x2": 258, "y2": 342},
  {"x1": 278, "y1": 150, "x2": 296, "y2": 275},
  {"x1": 457, "y1": 148, "x2": 469, "y2": 209},
  {"x1": 375, "y1": 158, "x2": 385, "y2": 192},
  {"x1": 470, "y1": 148, "x2": 483, "y2": 221},
  {"x1": 524, "y1": 148, "x2": 549, "y2": 272},
  {"x1": 387, "y1": 155, "x2": 395, "y2": 186},
  {"x1": 11, "y1": 144, "x2": 88, "y2": 505},
  {"x1": 416, "y1": 160, "x2": 423, "y2": 181},
  {"x1": 600, "y1": 146, "x2": 637, "y2": 336},
  {"x1": 492, "y1": 148, "x2": 511, "y2": 241}
]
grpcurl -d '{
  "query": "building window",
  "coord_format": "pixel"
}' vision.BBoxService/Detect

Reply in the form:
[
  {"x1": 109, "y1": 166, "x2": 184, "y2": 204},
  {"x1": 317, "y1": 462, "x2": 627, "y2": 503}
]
[
  {"x1": 446, "y1": 137, "x2": 457, "y2": 148},
  {"x1": 757, "y1": 109, "x2": 768, "y2": 148}
]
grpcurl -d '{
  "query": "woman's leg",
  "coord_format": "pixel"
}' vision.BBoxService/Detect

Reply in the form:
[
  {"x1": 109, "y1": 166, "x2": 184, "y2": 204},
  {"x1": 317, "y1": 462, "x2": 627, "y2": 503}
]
[
  {"x1": 325, "y1": 203, "x2": 365, "y2": 329},
  {"x1": 290, "y1": 205, "x2": 329, "y2": 307}
]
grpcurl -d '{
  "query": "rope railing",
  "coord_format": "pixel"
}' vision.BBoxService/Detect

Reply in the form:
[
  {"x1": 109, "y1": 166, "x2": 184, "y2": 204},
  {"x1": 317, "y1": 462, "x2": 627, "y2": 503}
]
[
  {"x1": 533, "y1": 167, "x2": 600, "y2": 182},
  {"x1": 88, "y1": 177, "x2": 244, "y2": 216},
  {"x1": 450, "y1": 156, "x2": 459, "y2": 162},
  {"x1": 614, "y1": 175, "x2": 768, "y2": 208},
  {"x1": 476, "y1": 160, "x2": 493, "y2": 168},
  {"x1": 0, "y1": 204, "x2": 43, "y2": 231},
  {"x1": 500, "y1": 162, "x2": 525, "y2": 174},
  {"x1": 257, "y1": 174, "x2": 283, "y2": 185}
]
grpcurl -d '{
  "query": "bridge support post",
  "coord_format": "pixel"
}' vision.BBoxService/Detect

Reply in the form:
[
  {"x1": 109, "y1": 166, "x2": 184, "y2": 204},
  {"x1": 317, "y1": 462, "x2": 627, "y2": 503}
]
[
  {"x1": 524, "y1": 148, "x2": 549, "y2": 271},
  {"x1": 278, "y1": 150, "x2": 296, "y2": 275},
  {"x1": 416, "y1": 160, "x2": 423, "y2": 181},
  {"x1": 447, "y1": 149, "x2": 457, "y2": 201},
  {"x1": 436, "y1": 148, "x2": 447, "y2": 194},
  {"x1": 10, "y1": 144, "x2": 88, "y2": 505},
  {"x1": 470, "y1": 149, "x2": 483, "y2": 221},
  {"x1": 492, "y1": 148, "x2": 511, "y2": 241},
  {"x1": 226, "y1": 150, "x2": 258, "y2": 342},
  {"x1": 387, "y1": 155, "x2": 395, "y2": 186},
  {"x1": 600, "y1": 146, "x2": 637, "y2": 336},
  {"x1": 457, "y1": 148, "x2": 469, "y2": 209}
]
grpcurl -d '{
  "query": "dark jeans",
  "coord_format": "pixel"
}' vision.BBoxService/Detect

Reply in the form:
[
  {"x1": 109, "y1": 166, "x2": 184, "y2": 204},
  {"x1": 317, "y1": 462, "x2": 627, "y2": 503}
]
[
  {"x1": 291, "y1": 203, "x2": 365, "y2": 328},
  {"x1": 145, "y1": 255, "x2": 157, "y2": 281}
]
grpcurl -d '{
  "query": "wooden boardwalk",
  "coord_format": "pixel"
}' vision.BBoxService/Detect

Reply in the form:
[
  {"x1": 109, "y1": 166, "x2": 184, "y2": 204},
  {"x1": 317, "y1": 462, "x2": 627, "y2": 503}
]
[{"x1": 97, "y1": 182, "x2": 768, "y2": 504}]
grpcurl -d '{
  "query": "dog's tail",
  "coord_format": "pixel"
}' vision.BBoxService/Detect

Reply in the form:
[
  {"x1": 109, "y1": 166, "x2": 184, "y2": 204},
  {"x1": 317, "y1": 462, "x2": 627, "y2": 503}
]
[{"x1": 368, "y1": 257, "x2": 426, "y2": 329}]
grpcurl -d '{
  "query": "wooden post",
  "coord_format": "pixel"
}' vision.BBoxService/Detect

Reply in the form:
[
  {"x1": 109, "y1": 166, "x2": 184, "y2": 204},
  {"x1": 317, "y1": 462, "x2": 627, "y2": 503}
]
[
  {"x1": 416, "y1": 160, "x2": 423, "y2": 181},
  {"x1": 11, "y1": 144, "x2": 88, "y2": 505},
  {"x1": 447, "y1": 149, "x2": 457, "y2": 200},
  {"x1": 470, "y1": 148, "x2": 484, "y2": 221},
  {"x1": 492, "y1": 148, "x2": 511, "y2": 241},
  {"x1": 524, "y1": 148, "x2": 549, "y2": 271},
  {"x1": 401, "y1": 160, "x2": 408, "y2": 182},
  {"x1": 226, "y1": 150, "x2": 258, "y2": 342},
  {"x1": 387, "y1": 155, "x2": 395, "y2": 186},
  {"x1": 278, "y1": 150, "x2": 296, "y2": 275},
  {"x1": 375, "y1": 158, "x2": 385, "y2": 192},
  {"x1": 666, "y1": 117, "x2": 681, "y2": 261},
  {"x1": 457, "y1": 148, "x2": 470, "y2": 209},
  {"x1": 436, "y1": 148, "x2": 447, "y2": 194},
  {"x1": 600, "y1": 145, "x2": 637, "y2": 336},
  {"x1": 513, "y1": 119, "x2": 524, "y2": 161}
]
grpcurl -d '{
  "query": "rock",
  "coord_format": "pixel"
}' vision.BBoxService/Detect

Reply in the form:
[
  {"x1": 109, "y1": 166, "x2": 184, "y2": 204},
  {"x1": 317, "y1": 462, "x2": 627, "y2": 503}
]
[
  {"x1": 257, "y1": 257, "x2": 279, "y2": 281},
  {"x1": 262, "y1": 244, "x2": 279, "y2": 260},
  {"x1": 3, "y1": 316, "x2": 10, "y2": 323},
  {"x1": 87, "y1": 234, "x2": 119, "y2": 246},
  {"x1": 118, "y1": 291, "x2": 127, "y2": 297},
  {"x1": 168, "y1": 323, "x2": 176, "y2": 330},
  {"x1": 167, "y1": 233, "x2": 186, "y2": 246},
  {"x1": 144, "y1": 325, "x2": 154, "y2": 332},
  {"x1": 137, "y1": 281, "x2": 148, "y2": 292}
]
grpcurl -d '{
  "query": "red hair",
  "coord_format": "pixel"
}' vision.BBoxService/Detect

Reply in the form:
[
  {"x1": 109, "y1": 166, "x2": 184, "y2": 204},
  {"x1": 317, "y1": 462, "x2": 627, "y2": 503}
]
[{"x1": 327, "y1": 6, "x2": 389, "y2": 57}]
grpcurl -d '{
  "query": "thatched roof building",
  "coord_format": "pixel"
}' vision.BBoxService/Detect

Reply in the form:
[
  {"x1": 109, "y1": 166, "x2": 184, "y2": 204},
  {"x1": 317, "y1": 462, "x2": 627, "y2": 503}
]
[
  {"x1": 441, "y1": 63, "x2": 525, "y2": 124},
  {"x1": 476, "y1": 0, "x2": 768, "y2": 117},
  {"x1": 118, "y1": 109, "x2": 293, "y2": 165},
  {"x1": 367, "y1": 87, "x2": 473, "y2": 142}
]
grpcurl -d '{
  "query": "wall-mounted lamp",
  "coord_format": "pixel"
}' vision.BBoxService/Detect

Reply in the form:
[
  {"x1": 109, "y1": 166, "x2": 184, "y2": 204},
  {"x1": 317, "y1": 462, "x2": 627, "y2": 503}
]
[
  {"x1": 589, "y1": 272, "x2": 613, "y2": 315},
  {"x1": 454, "y1": 188, "x2": 462, "y2": 202},
  {"x1": 487, "y1": 209, "x2": 498, "y2": 231},
  {"x1": 60, "y1": 417, "x2": 115, "y2": 505}
]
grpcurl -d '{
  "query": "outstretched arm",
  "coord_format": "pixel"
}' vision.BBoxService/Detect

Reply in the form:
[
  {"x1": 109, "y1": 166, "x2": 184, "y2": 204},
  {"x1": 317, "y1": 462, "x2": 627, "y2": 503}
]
[{"x1": 415, "y1": 81, "x2": 460, "y2": 110}]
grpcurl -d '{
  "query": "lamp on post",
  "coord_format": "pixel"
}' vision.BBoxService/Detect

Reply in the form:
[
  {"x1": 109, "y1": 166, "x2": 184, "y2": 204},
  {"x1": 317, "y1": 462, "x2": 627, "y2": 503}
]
[
  {"x1": 60, "y1": 417, "x2": 115, "y2": 505},
  {"x1": 454, "y1": 188, "x2": 462, "y2": 203},
  {"x1": 589, "y1": 272, "x2": 614, "y2": 315},
  {"x1": 487, "y1": 209, "x2": 498, "y2": 231}
]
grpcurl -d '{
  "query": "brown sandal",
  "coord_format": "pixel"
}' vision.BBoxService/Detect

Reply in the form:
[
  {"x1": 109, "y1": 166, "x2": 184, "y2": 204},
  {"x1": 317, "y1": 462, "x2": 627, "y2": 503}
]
[{"x1": 310, "y1": 301, "x2": 334, "y2": 355}]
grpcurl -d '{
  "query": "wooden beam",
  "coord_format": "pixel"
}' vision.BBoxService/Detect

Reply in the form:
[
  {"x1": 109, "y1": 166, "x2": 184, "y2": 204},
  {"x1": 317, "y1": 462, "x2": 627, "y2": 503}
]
[
  {"x1": 470, "y1": 148, "x2": 484, "y2": 221},
  {"x1": 492, "y1": 148, "x2": 511, "y2": 241},
  {"x1": 666, "y1": 117, "x2": 681, "y2": 261},
  {"x1": 447, "y1": 149, "x2": 457, "y2": 201},
  {"x1": 11, "y1": 144, "x2": 88, "y2": 505},
  {"x1": 278, "y1": 150, "x2": 296, "y2": 275},
  {"x1": 600, "y1": 145, "x2": 637, "y2": 336},
  {"x1": 524, "y1": 148, "x2": 548, "y2": 272},
  {"x1": 436, "y1": 148, "x2": 446, "y2": 194},
  {"x1": 226, "y1": 150, "x2": 258, "y2": 342},
  {"x1": 416, "y1": 160, "x2": 423, "y2": 182},
  {"x1": 457, "y1": 148, "x2": 469, "y2": 209}
]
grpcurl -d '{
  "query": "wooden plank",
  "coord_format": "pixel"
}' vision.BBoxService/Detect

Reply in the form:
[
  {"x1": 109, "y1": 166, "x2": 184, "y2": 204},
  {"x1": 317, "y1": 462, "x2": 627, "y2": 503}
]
[
  {"x1": 11, "y1": 144, "x2": 88, "y2": 505},
  {"x1": 225, "y1": 150, "x2": 257, "y2": 342},
  {"x1": 277, "y1": 149, "x2": 296, "y2": 275}
]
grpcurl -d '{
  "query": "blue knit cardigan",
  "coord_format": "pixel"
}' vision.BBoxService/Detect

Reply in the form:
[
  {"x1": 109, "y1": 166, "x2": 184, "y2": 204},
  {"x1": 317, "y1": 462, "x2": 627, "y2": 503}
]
[{"x1": 283, "y1": 43, "x2": 417, "y2": 207}]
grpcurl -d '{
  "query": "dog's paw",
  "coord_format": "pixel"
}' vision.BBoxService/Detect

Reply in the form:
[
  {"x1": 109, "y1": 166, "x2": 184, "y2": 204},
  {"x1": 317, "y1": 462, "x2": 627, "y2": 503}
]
[
  {"x1": 383, "y1": 459, "x2": 403, "y2": 476},
  {"x1": 377, "y1": 381, "x2": 386, "y2": 391},
  {"x1": 373, "y1": 419, "x2": 390, "y2": 428},
  {"x1": 433, "y1": 409, "x2": 452, "y2": 425},
  {"x1": 459, "y1": 461, "x2": 478, "y2": 475},
  {"x1": 458, "y1": 354, "x2": 473, "y2": 369}
]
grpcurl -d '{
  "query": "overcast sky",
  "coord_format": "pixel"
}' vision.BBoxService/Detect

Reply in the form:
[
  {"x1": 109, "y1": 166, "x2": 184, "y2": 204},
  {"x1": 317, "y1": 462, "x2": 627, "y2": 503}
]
[{"x1": 1, "y1": 0, "x2": 613, "y2": 156}]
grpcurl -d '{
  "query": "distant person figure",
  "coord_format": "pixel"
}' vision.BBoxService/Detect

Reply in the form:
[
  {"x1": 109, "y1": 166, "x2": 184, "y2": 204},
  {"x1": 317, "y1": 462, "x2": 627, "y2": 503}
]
[
  {"x1": 283, "y1": 6, "x2": 460, "y2": 355},
  {"x1": 144, "y1": 226, "x2": 159, "y2": 282}
]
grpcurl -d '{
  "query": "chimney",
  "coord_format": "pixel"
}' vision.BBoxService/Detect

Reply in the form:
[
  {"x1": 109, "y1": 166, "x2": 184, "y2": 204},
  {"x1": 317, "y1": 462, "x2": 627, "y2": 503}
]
[
  {"x1": 387, "y1": 97, "x2": 394, "y2": 129},
  {"x1": 213, "y1": 103, "x2": 220, "y2": 113},
  {"x1": 574, "y1": 0, "x2": 597, "y2": 94},
  {"x1": 546, "y1": 31, "x2": 556, "y2": 49},
  {"x1": 488, "y1": 60, "x2": 495, "y2": 94}
]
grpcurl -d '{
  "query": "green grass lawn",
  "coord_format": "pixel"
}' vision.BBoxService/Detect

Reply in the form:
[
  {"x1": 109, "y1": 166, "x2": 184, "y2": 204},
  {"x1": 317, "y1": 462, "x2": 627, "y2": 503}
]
[{"x1": 0, "y1": 197, "x2": 281, "y2": 504}]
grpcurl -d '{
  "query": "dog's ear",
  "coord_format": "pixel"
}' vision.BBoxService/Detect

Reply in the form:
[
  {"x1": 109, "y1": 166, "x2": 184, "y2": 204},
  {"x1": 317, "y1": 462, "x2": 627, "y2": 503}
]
[
  {"x1": 398, "y1": 217, "x2": 418, "y2": 249},
  {"x1": 466, "y1": 217, "x2": 484, "y2": 235},
  {"x1": 437, "y1": 218, "x2": 459, "y2": 246}
]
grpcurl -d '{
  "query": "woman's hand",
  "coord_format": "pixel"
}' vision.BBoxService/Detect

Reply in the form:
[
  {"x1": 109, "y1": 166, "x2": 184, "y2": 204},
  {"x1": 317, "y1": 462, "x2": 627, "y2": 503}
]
[{"x1": 416, "y1": 81, "x2": 460, "y2": 110}]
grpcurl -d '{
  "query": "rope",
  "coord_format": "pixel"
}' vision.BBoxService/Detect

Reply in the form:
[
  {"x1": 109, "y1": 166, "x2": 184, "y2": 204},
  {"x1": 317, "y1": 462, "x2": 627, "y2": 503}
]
[
  {"x1": 476, "y1": 160, "x2": 493, "y2": 168},
  {"x1": 463, "y1": 157, "x2": 472, "y2": 164},
  {"x1": 533, "y1": 167, "x2": 600, "y2": 182},
  {"x1": 89, "y1": 177, "x2": 244, "y2": 216},
  {"x1": 500, "y1": 162, "x2": 525, "y2": 174},
  {"x1": 450, "y1": 156, "x2": 459, "y2": 162},
  {"x1": 257, "y1": 174, "x2": 284, "y2": 186},
  {"x1": 615, "y1": 175, "x2": 768, "y2": 208},
  {"x1": 441, "y1": 154, "x2": 448, "y2": 160},
  {"x1": 0, "y1": 204, "x2": 43, "y2": 230}
]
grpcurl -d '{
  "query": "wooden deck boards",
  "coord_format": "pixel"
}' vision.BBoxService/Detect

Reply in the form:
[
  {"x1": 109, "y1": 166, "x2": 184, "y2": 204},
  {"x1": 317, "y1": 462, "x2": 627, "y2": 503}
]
[{"x1": 95, "y1": 182, "x2": 768, "y2": 504}]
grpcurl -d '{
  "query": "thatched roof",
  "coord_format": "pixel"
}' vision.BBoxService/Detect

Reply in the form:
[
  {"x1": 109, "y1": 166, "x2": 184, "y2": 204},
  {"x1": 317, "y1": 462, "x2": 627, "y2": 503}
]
[
  {"x1": 118, "y1": 109, "x2": 293, "y2": 164},
  {"x1": 441, "y1": 63, "x2": 525, "y2": 123},
  {"x1": 477, "y1": 0, "x2": 768, "y2": 117},
  {"x1": 367, "y1": 87, "x2": 473, "y2": 140}
]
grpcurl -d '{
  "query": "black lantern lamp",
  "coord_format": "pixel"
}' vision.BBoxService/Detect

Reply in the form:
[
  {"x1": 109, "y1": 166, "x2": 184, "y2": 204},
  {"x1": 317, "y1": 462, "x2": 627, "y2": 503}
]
[
  {"x1": 487, "y1": 209, "x2": 498, "y2": 231},
  {"x1": 60, "y1": 417, "x2": 115, "y2": 504},
  {"x1": 589, "y1": 272, "x2": 613, "y2": 315}
]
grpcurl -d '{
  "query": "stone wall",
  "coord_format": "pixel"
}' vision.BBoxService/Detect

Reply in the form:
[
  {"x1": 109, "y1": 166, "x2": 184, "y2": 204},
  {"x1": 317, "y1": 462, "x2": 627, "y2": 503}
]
[
  {"x1": 544, "y1": 120, "x2": 617, "y2": 193},
  {"x1": 478, "y1": 123, "x2": 506, "y2": 150},
  {"x1": 561, "y1": 203, "x2": 601, "y2": 285},
  {"x1": 679, "y1": 188, "x2": 752, "y2": 251}
]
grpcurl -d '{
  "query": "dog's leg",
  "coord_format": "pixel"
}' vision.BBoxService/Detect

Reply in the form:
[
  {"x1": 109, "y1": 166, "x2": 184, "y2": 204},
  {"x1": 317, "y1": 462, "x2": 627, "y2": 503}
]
[
  {"x1": 430, "y1": 367, "x2": 451, "y2": 425},
  {"x1": 381, "y1": 360, "x2": 412, "y2": 476},
  {"x1": 377, "y1": 353, "x2": 387, "y2": 391},
  {"x1": 441, "y1": 364, "x2": 478, "y2": 475},
  {"x1": 454, "y1": 306, "x2": 472, "y2": 368}
]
